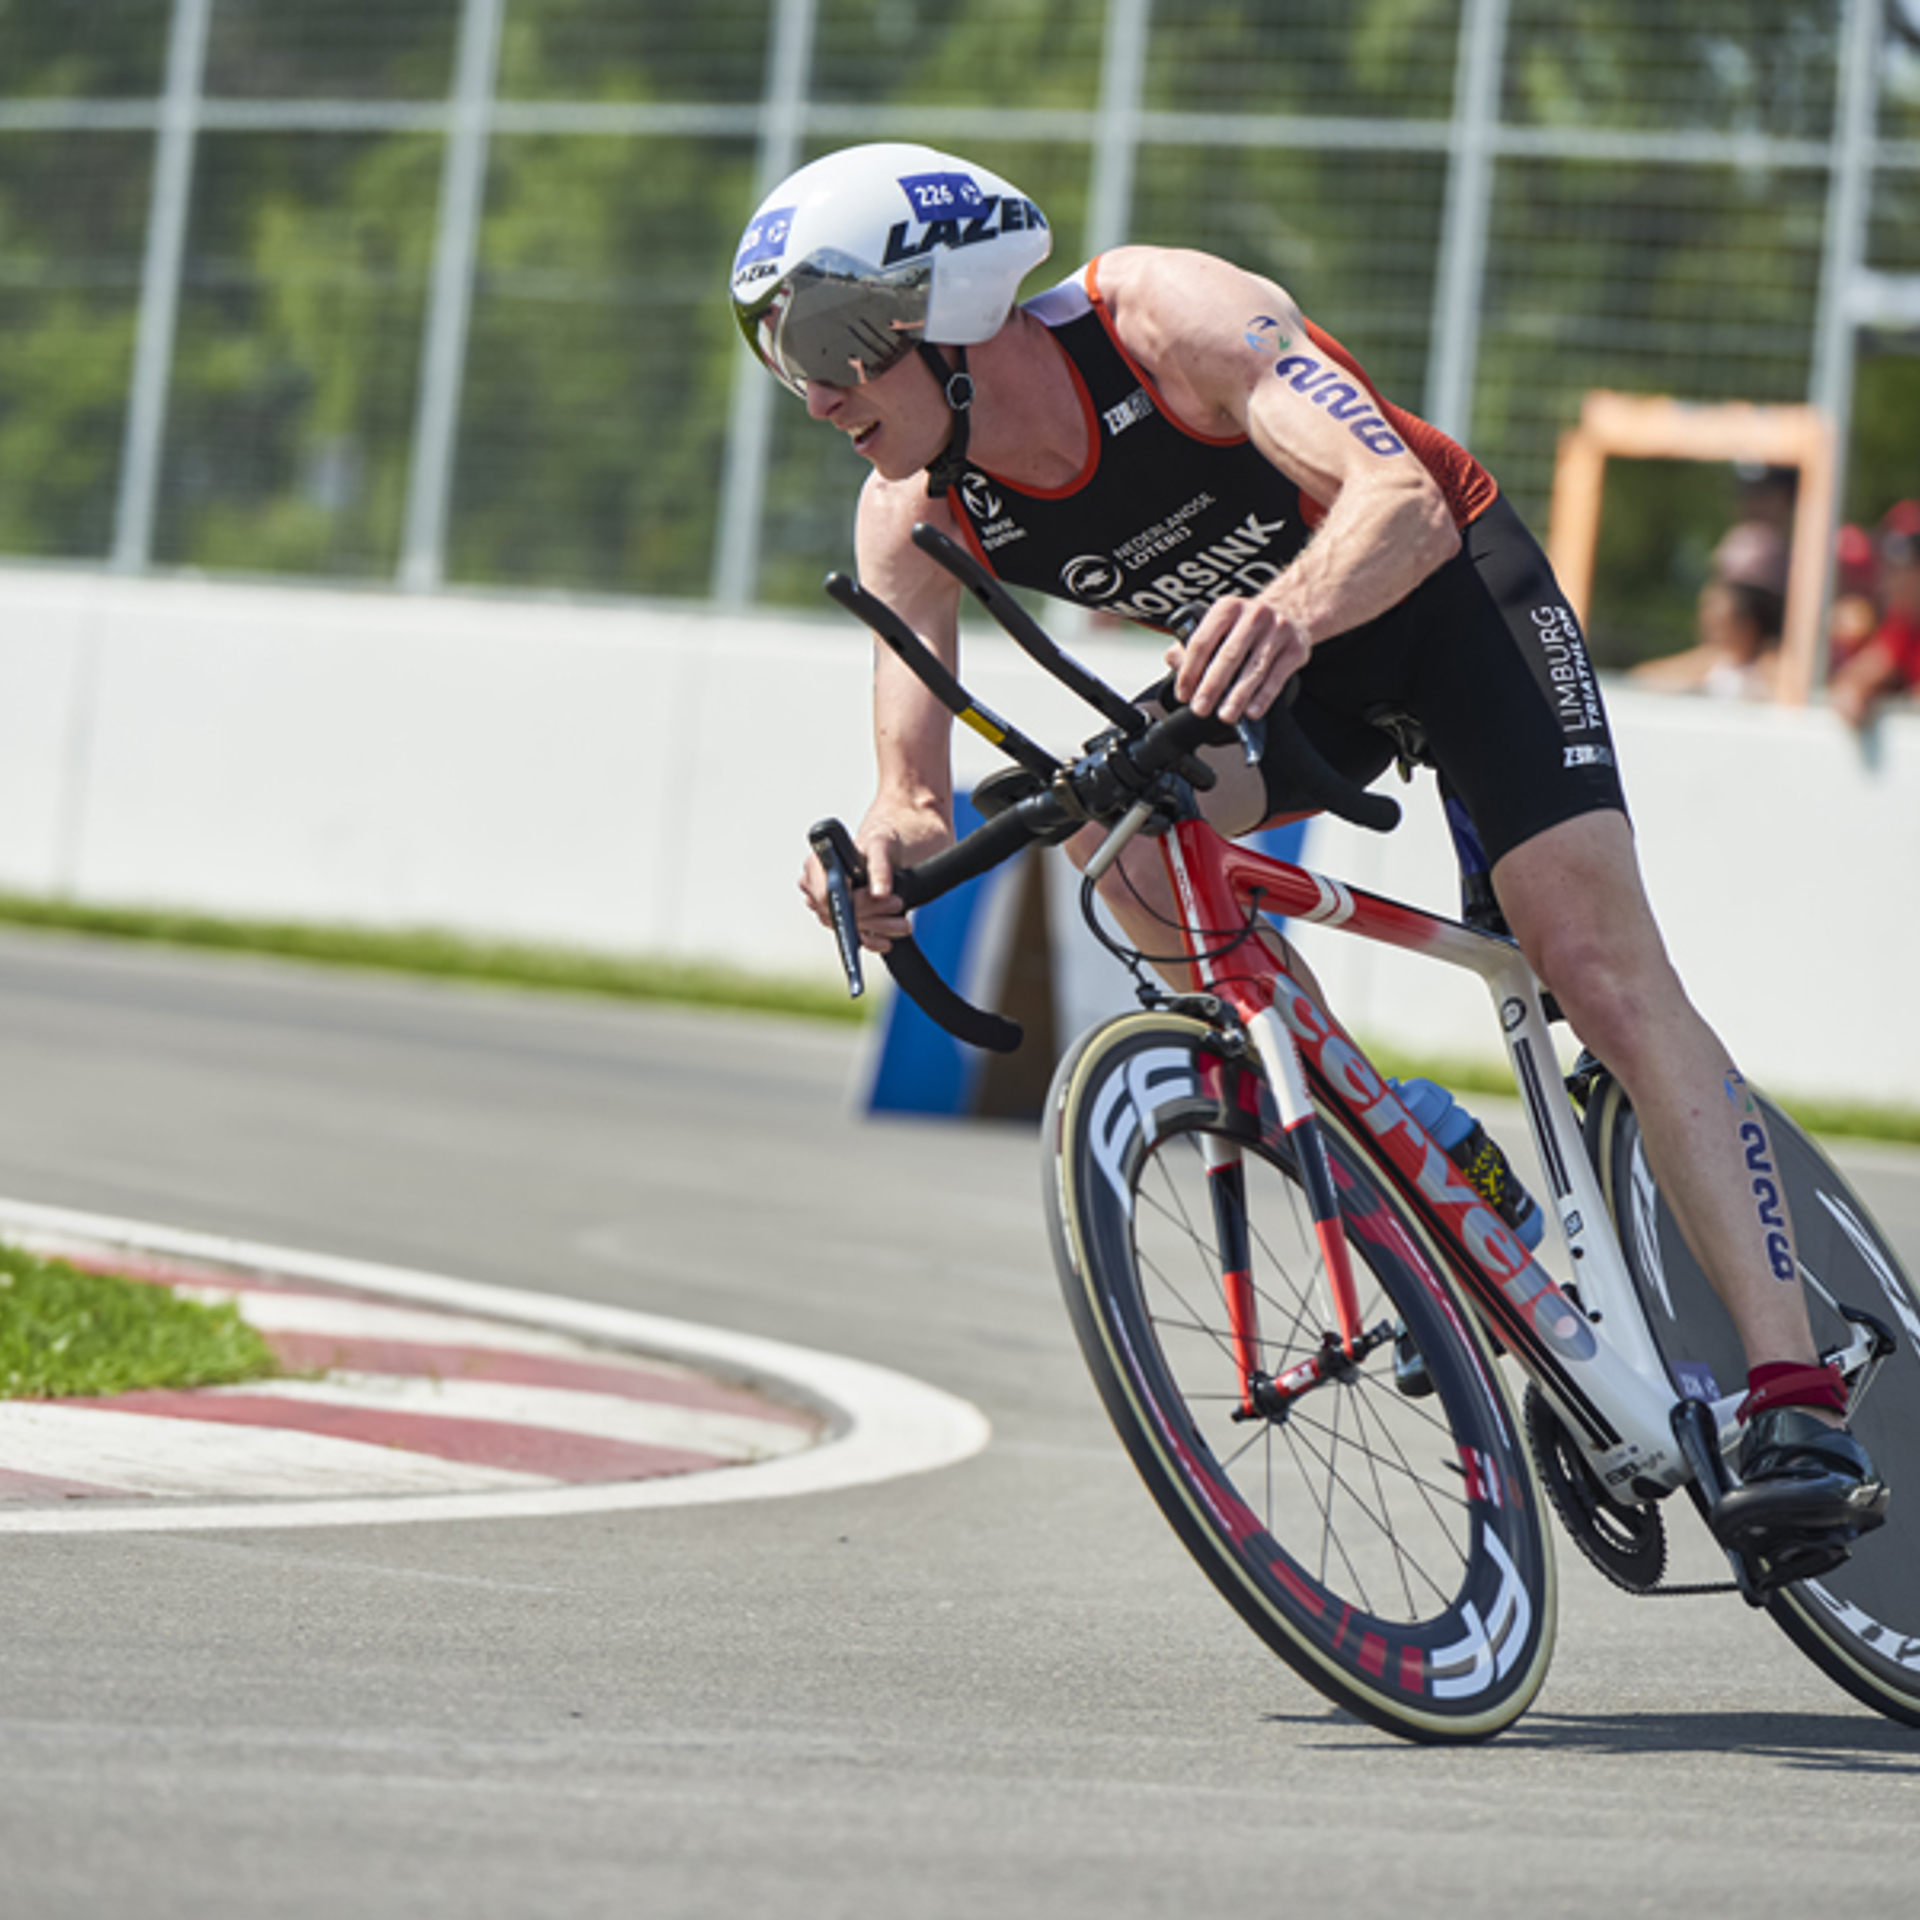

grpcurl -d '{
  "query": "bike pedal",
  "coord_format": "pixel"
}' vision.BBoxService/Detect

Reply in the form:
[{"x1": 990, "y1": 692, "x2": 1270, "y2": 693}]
[
  {"x1": 1730, "y1": 1529, "x2": 1858, "y2": 1600},
  {"x1": 1711, "y1": 1488, "x2": 1882, "y2": 1601}
]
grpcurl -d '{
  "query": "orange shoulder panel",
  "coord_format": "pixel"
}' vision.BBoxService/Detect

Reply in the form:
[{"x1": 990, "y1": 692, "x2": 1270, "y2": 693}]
[{"x1": 1303, "y1": 320, "x2": 1500, "y2": 527}]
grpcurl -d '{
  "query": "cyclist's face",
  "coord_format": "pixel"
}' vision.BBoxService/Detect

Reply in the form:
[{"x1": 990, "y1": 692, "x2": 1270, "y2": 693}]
[{"x1": 805, "y1": 353, "x2": 946, "y2": 481}]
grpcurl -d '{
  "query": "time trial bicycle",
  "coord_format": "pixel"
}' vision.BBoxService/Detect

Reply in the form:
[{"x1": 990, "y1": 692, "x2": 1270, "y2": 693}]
[{"x1": 809, "y1": 525, "x2": 1920, "y2": 1743}]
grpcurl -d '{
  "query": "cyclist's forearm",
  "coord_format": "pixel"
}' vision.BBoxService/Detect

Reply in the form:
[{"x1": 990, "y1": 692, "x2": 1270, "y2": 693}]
[
  {"x1": 870, "y1": 649, "x2": 955, "y2": 830},
  {"x1": 1236, "y1": 358, "x2": 1459, "y2": 646},
  {"x1": 1261, "y1": 469, "x2": 1457, "y2": 650}
]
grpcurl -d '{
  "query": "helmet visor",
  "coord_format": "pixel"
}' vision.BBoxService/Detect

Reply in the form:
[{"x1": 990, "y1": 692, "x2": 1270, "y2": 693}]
[{"x1": 736, "y1": 249, "x2": 933, "y2": 397}]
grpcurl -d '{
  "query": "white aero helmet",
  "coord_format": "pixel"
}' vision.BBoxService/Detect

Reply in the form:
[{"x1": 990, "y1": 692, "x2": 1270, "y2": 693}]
[{"x1": 731, "y1": 143, "x2": 1052, "y2": 397}]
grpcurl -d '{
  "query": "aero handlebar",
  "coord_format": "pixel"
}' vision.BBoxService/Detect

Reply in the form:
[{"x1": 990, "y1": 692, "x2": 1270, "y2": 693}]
[{"x1": 811, "y1": 535, "x2": 1400, "y2": 1052}]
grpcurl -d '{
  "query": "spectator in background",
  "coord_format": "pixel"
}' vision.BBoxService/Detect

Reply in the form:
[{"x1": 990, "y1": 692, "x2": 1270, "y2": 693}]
[
  {"x1": 1629, "y1": 477, "x2": 1789, "y2": 701},
  {"x1": 1630, "y1": 574, "x2": 1784, "y2": 700},
  {"x1": 1717, "y1": 462, "x2": 1797, "y2": 592},
  {"x1": 1830, "y1": 501, "x2": 1920, "y2": 729},
  {"x1": 1827, "y1": 519, "x2": 1881, "y2": 673}
]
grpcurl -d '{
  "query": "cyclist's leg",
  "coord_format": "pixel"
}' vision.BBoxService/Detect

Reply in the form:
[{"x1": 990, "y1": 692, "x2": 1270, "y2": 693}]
[
  {"x1": 1494, "y1": 812, "x2": 1824, "y2": 1374},
  {"x1": 1493, "y1": 815, "x2": 1885, "y2": 1542},
  {"x1": 1407, "y1": 500, "x2": 1885, "y2": 1543}
]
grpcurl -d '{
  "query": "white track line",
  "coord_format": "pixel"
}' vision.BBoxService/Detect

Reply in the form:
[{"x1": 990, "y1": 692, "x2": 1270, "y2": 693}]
[{"x1": 0, "y1": 1196, "x2": 992, "y2": 1534}]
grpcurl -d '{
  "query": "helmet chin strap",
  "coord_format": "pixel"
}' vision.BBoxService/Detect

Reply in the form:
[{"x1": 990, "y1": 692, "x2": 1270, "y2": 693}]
[{"x1": 916, "y1": 342, "x2": 973, "y2": 498}]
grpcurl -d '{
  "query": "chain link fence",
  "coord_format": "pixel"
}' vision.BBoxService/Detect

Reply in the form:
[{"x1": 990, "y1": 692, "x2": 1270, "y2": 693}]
[{"x1": 2, "y1": 0, "x2": 1915, "y2": 640}]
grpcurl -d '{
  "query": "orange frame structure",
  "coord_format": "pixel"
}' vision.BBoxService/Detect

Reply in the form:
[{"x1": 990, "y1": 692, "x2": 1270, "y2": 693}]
[{"x1": 1545, "y1": 392, "x2": 1836, "y2": 706}]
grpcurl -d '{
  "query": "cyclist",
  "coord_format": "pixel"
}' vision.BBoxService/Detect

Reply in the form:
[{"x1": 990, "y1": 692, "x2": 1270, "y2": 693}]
[{"x1": 731, "y1": 143, "x2": 1887, "y2": 1559}]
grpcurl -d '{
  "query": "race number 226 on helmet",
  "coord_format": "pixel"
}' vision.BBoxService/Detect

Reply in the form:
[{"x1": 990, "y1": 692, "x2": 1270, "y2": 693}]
[{"x1": 730, "y1": 144, "x2": 1052, "y2": 398}]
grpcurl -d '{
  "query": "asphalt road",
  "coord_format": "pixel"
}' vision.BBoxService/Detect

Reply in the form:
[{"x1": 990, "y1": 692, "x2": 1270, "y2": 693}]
[{"x1": 2, "y1": 928, "x2": 1917, "y2": 1920}]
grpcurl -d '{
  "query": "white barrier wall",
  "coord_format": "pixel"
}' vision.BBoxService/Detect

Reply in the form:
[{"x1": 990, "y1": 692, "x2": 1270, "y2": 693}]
[{"x1": 3, "y1": 563, "x2": 1916, "y2": 1105}]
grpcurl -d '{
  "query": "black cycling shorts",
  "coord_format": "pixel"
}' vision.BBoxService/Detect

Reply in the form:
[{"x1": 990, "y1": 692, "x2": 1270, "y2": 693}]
[{"x1": 1264, "y1": 493, "x2": 1627, "y2": 866}]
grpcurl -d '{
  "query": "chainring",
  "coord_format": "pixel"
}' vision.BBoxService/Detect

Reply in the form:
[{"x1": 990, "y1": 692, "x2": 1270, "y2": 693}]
[{"x1": 1524, "y1": 1384, "x2": 1668, "y2": 1593}]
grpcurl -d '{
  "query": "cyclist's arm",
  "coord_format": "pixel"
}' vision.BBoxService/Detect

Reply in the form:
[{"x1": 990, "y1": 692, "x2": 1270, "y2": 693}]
[
  {"x1": 799, "y1": 474, "x2": 967, "y2": 948},
  {"x1": 1098, "y1": 248, "x2": 1459, "y2": 721}
]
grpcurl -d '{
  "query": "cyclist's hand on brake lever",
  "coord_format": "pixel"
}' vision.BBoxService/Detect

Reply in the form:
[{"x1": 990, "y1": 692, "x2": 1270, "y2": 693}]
[
  {"x1": 799, "y1": 808, "x2": 950, "y2": 954},
  {"x1": 1167, "y1": 596, "x2": 1308, "y2": 725}
]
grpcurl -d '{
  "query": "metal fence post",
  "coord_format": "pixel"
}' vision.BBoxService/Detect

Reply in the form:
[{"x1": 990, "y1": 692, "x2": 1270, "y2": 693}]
[
  {"x1": 1087, "y1": 0, "x2": 1151, "y2": 255},
  {"x1": 1423, "y1": 0, "x2": 1509, "y2": 445},
  {"x1": 110, "y1": 0, "x2": 212, "y2": 573},
  {"x1": 1811, "y1": 0, "x2": 1884, "y2": 496},
  {"x1": 710, "y1": 0, "x2": 819, "y2": 608},
  {"x1": 399, "y1": 0, "x2": 507, "y2": 592}
]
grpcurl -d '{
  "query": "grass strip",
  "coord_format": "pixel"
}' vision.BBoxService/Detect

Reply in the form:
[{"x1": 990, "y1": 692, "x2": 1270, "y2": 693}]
[
  {"x1": 0, "y1": 1243, "x2": 284, "y2": 1399},
  {"x1": 0, "y1": 892, "x2": 866, "y2": 1024}
]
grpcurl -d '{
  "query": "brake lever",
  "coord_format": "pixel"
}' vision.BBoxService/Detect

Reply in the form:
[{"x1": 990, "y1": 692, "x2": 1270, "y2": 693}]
[
  {"x1": 807, "y1": 816, "x2": 1025, "y2": 1052},
  {"x1": 807, "y1": 818, "x2": 868, "y2": 1000}
]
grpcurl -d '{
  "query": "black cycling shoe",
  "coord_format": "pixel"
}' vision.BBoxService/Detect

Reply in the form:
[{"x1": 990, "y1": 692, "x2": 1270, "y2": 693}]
[{"x1": 1711, "y1": 1408, "x2": 1889, "y2": 1579}]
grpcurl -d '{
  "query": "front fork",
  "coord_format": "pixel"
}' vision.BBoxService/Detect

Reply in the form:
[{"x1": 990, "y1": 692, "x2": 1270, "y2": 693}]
[
  {"x1": 1147, "y1": 818, "x2": 1367, "y2": 1403},
  {"x1": 1195, "y1": 999, "x2": 1371, "y2": 1419},
  {"x1": 1198, "y1": 1133, "x2": 1262, "y2": 1416}
]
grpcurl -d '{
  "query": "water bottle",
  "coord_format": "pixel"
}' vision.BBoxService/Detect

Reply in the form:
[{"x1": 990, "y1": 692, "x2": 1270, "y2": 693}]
[{"x1": 1393, "y1": 1078, "x2": 1544, "y2": 1250}]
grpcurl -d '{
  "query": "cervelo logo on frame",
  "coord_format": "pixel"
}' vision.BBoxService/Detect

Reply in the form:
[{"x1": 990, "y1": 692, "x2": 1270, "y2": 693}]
[
  {"x1": 883, "y1": 171, "x2": 1048, "y2": 266},
  {"x1": 1272, "y1": 978, "x2": 1597, "y2": 1366},
  {"x1": 1271, "y1": 353, "x2": 1406, "y2": 457}
]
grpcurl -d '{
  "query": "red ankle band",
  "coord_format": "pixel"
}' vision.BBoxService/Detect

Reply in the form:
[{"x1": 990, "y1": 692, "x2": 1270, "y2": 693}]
[{"x1": 1739, "y1": 1361, "x2": 1848, "y2": 1423}]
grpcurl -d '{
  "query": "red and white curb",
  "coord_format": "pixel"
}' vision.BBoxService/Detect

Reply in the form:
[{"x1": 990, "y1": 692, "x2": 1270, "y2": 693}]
[{"x1": 0, "y1": 1197, "x2": 991, "y2": 1535}]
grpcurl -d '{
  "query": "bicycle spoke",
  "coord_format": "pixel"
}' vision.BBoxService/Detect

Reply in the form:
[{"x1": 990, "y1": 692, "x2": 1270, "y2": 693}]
[{"x1": 1134, "y1": 1135, "x2": 1486, "y2": 1624}]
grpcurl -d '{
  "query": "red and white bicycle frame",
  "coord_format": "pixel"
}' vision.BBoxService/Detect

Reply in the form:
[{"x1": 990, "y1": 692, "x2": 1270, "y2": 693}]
[{"x1": 1149, "y1": 812, "x2": 1717, "y2": 1497}]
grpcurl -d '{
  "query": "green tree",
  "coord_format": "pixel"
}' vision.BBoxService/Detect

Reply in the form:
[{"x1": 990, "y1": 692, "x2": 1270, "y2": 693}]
[
  {"x1": 154, "y1": 131, "x2": 438, "y2": 577},
  {"x1": 497, "y1": 0, "x2": 769, "y2": 102},
  {"x1": 0, "y1": 130, "x2": 149, "y2": 557},
  {"x1": 0, "y1": 0, "x2": 170, "y2": 97},
  {"x1": 443, "y1": 131, "x2": 753, "y2": 595}
]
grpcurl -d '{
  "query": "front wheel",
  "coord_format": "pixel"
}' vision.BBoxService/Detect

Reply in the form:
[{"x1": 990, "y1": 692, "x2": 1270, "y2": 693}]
[
  {"x1": 1045, "y1": 1010, "x2": 1556, "y2": 1744},
  {"x1": 1589, "y1": 1077, "x2": 1920, "y2": 1727}
]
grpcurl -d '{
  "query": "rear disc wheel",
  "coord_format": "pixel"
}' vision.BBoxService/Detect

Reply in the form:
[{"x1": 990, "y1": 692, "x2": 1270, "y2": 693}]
[{"x1": 1590, "y1": 1078, "x2": 1920, "y2": 1726}]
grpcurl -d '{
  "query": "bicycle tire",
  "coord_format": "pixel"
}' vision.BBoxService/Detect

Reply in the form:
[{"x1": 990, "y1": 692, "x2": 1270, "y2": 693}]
[
  {"x1": 1045, "y1": 1009, "x2": 1557, "y2": 1743},
  {"x1": 1588, "y1": 1076, "x2": 1920, "y2": 1727}
]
